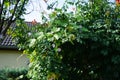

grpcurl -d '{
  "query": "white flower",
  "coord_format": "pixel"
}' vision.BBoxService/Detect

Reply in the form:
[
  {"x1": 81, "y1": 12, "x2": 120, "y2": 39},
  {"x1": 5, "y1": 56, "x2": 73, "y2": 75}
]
[
  {"x1": 28, "y1": 32, "x2": 32, "y2": 36},
  {"x1": 57, "y1": 48, "x2": 61, "y2": 52},
  {"x1": 79, "y1": 25, "x2": 82, "y2": 28},
  {"x1": 52, "y1": 44, "x2": 55, "y2": 48}
]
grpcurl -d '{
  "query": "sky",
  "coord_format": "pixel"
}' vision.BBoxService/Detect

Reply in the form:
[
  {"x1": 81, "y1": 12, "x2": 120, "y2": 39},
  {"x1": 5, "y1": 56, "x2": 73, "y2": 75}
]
[
  {"x1": 24, "y1": 0, "x2": 115, "y2": 22},
  {"x1": 24, "y1": 0, "x2": 65, "y2": 22}
]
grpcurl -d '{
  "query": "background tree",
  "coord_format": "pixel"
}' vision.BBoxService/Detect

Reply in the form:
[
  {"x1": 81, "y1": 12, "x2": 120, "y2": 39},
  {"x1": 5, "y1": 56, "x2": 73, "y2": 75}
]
[{"x1": 0, "y1": 0, "x2": 28, "y2": 39}]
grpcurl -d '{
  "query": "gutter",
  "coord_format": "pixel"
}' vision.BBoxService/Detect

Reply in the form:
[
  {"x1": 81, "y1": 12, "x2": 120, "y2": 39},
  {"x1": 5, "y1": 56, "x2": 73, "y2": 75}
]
[{"x1": 0, "y1": 45, "x2": 18, "y2": 50}]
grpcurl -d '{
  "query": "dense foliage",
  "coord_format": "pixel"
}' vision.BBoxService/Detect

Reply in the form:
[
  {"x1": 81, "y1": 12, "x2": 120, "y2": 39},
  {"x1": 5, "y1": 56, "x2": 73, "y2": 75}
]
[
  {"x1": 12, "y1": 0, "x2": 120, "y2": 80},
  {"x1": 0, "y1": 68, "x2": 29, "y2": 80}
]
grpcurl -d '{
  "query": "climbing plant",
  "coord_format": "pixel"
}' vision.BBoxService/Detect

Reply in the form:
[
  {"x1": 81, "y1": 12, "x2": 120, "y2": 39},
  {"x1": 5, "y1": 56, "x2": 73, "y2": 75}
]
[{"x1": 12, "y1": 0, "x2": 120, "y2": 80}]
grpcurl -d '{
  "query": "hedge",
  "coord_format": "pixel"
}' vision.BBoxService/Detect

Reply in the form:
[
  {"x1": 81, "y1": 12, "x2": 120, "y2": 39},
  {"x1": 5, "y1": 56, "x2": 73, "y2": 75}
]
[{"x1": 0, "y1": 68, "x2": 29, "y2": 80}]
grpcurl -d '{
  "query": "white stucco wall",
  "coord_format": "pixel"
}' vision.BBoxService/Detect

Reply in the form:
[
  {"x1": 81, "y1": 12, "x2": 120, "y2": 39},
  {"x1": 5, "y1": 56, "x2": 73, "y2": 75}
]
[{"x1": 0, "y1": 50, "x2": 29, "y2": 69}]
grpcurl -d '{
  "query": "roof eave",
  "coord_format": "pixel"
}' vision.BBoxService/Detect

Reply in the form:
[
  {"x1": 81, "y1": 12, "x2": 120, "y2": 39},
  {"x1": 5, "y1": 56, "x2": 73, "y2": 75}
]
[{"x1": 0, "y1": 45, "x2": 18, "y2": 50}]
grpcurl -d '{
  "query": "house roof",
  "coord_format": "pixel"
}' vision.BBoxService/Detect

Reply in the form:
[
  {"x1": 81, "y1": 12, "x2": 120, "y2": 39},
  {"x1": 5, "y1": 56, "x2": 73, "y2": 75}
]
[
  {"x1": 0, "y1": 35, "x2": 17, "y2": 49},
  {"x1": 0, "y1": 22, "x2": 34, "y2": 50}
]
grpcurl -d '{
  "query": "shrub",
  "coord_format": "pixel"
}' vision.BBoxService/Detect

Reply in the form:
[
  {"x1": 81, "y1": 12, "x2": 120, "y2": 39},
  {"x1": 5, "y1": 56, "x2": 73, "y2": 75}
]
[
  {"x1": 0, "y1": 68, "x2": 29, "y2": 80},
  {"x1": 12, "y1": 0, "x2": 120, "y2": 80}
]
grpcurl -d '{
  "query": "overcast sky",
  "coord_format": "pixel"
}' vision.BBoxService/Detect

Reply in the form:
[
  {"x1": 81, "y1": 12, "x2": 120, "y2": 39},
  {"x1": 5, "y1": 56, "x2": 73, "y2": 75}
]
[{"x1": 24, "y1": 0, "x2": 115, "y2": 22}]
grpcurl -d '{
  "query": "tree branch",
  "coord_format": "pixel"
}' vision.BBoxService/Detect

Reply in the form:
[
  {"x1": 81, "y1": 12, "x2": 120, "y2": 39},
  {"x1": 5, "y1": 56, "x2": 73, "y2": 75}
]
[
  {"x1": 0, "y1": 0, "x2": 1, "y2": 7},
  {"x1": 14, "y1": 0, "x2": 27, "y2": 21},
  {"x1": 2, "y1": 0, "x2": 20, "y2": 35},
  {"x1": 0, "y1": 0, "x2": 5, "y2": 20},
  {"x1": 9, "y1": 0, "x2": 20, "y2": 22},
  {"x1": 0, "y1": 0, "x2": 5, "y2": 33}
]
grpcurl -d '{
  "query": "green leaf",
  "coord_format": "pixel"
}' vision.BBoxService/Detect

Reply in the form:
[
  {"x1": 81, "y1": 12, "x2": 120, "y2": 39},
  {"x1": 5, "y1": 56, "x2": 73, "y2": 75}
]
[
  {"x1": 81, "y1": 27, "x2": 90, "y2": 32},
  {"x1": 10, "y1": 9, "x2": 14, "y2": 14},
  {"x1": 5, "y1": 1, "x2": 10, "y2": 8},
  {"x1": 112, "y1": 55, "x2": 120, "y2": 64},
  {"x1": 101, "y1": 50, "x2": 108, "y2": 56},
  {"x1": 67, "y1": 2, "x2": 74, "y2": 5},
  {"x1": 54, "y1": 34, "x2": 59, "y2": 40}
]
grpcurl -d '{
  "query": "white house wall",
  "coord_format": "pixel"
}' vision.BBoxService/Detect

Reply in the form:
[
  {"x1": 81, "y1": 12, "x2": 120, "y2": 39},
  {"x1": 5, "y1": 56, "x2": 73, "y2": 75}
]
[{"x1": 0, "y1": 50, "x2": 29, "y2": 69}]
